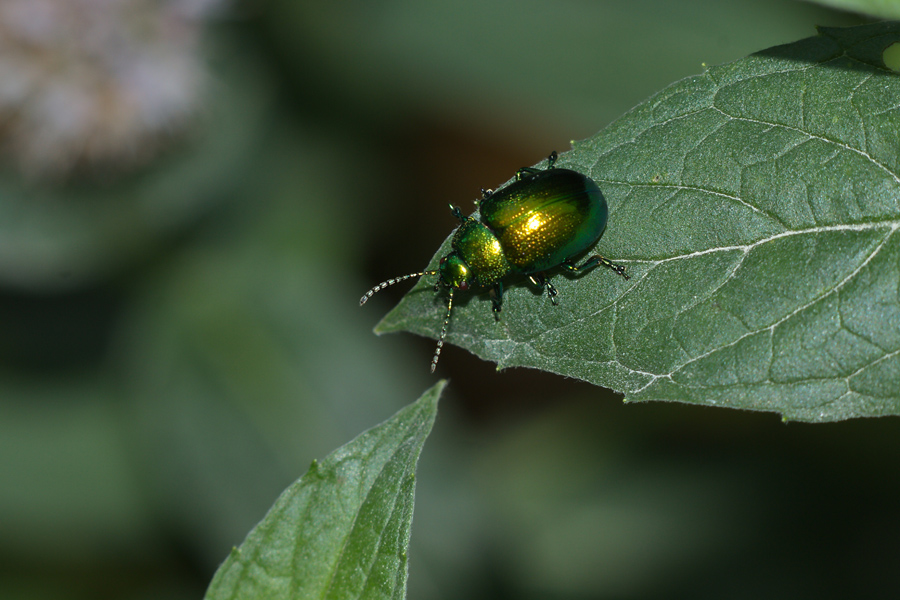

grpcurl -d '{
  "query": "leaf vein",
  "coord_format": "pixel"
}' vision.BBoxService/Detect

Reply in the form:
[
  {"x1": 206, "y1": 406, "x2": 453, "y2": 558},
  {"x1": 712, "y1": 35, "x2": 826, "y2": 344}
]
[
  {"x1": 712, "y1": 108, "x2": 900, "y2": 185},
  {"x1": 669, "y1": 224, "x2": 897, "y2": 382}
]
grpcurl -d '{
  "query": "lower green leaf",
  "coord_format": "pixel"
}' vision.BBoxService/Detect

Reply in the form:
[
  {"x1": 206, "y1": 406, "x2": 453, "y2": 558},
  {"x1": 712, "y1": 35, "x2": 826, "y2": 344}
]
[{"x1": 204, "y1": 381, "x2": 445, "y2": 600}]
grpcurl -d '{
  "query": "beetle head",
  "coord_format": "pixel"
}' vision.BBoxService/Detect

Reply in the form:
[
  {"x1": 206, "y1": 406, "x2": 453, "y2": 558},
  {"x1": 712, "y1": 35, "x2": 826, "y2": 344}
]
[
  {"x1": 438, "y1": 253, "x2": 471, "y2": 291},
  {"x1": 361, "y1": 250, "x2": 477, "y2": 373}
]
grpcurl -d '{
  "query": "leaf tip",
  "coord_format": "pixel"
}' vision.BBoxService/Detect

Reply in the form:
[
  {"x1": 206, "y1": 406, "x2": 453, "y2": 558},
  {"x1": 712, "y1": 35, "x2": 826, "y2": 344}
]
[{"x1": 883, "y1": 41, "x2": 900, "y2": 73}]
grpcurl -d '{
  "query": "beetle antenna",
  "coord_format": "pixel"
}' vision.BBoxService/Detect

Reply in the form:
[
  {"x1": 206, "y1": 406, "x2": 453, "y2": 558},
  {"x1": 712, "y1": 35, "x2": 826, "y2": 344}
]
[
  {"x1": 430, "y1": 289, "x2": 453, "y2": 373},
  {"x1": 360, "y1": 270, "x2": 438, "y2": 306}
]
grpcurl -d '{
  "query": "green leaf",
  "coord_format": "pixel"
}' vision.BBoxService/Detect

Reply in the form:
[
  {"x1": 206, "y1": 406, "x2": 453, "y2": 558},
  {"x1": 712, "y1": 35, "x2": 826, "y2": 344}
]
[
  {"x1": 376, "y1": 23, "x2": 900, "y2": 422},
  {"x1": 204, "y1": 381, "x2": 444, "y2": 600},
  {"x1": 806, "y1": 0, "x2": 900, "y2": 20}
]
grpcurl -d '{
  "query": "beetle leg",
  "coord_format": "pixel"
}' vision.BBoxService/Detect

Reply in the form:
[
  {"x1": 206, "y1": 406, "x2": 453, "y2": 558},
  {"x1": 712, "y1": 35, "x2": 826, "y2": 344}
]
[
  {"x1": 516, "y1": 151, "x2": 558, "y2": 180},
  {"x1": 529, "y1": 273, "x2": 560, "y2": 305},
  {"x1": 546, "y1": 150, "x2": 558, "y2": 168},
  {"x1": 515, "y1": 167, "x2": 541, "y2": 181},
  {"x1": 545, "y1": 279, "x2": 560, "y2": 305},
  {"x1": 449, "y1": 204, "x2": 467, "y2": 223},
  {"x1": 564, "y1": 256, "x2": 630, "y2": 280},
  {"x1": 490, "y1": 282, "x2": 504, "y2": 319}
]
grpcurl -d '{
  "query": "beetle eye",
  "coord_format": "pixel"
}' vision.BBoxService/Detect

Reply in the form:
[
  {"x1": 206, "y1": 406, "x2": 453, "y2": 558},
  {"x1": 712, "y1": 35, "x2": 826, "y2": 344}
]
[
  {"x1": 440, "y1": 257, "x2": 447, "y2": 265},
  {"x1": 458, "y1": 281, "x2": 469, "y2": 291}
]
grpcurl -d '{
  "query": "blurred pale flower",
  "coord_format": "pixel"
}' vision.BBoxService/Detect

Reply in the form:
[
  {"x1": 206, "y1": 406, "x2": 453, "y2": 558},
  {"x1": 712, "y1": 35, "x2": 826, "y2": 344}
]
[{"x1": 0, "y1": 0, "x2": 224, "y2": 177}]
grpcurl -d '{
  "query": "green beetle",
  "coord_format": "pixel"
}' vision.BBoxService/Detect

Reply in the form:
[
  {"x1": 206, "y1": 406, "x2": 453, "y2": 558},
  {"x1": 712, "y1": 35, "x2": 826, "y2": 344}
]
[{"x1": 361, "y1": 151, "x2": 629, "y2": 372}]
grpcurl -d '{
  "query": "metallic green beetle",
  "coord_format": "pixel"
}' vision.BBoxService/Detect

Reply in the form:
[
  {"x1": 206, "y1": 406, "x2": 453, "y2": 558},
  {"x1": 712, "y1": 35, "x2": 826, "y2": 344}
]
[{"x1": 361, "y1": 151, "x2": 629, "y2": 372}]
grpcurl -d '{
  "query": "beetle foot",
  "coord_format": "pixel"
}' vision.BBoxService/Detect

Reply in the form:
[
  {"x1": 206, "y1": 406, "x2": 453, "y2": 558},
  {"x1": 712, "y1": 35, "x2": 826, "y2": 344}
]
[
  {"x1": 546, "y1": 150, "x2": 558, "y2": 168},
  {"x1": 610, "y1": 263, "x2": 630, "y2": 280},
  {"x1": 449, "y1": 204, "x2": 467, "y2": 222},
  {"x1": 544, "y1": 278, "x2": 560, "y2": 305},
  {"x1": 598, "y1": 257, "x2": 630, "y2": 280}
]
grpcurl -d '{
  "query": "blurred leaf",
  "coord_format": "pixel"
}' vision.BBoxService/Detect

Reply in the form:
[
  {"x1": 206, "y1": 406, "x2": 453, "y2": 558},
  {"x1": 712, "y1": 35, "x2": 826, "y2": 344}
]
[
  {"x1": 0, "y1": 373, "x2": 154, "y2": 561},
  {"x1": 267, "y1": 0, "x2": 858, "y2": 142},
  {"x1": 204, "y1": 380, "x2": 444, "y2": 600},
  {"x1": 120, "y1": 121, "x2": 430, "y2": 567},
  {"x1": 806, "y1": 0, "x2": 900, "y2": 19},
  {"x1": 377, "y1": 22, "x2": 900, "y2": 422},
  {"x1": 471, "y1": 401, "x2": 741, "y2": 598}
]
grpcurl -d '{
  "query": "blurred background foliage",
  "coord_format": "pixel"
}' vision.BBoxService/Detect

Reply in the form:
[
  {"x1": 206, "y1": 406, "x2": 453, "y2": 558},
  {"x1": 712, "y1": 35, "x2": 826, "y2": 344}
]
[{"x1": 1, "y1": 1, "x2": 898, "y2": 599}]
